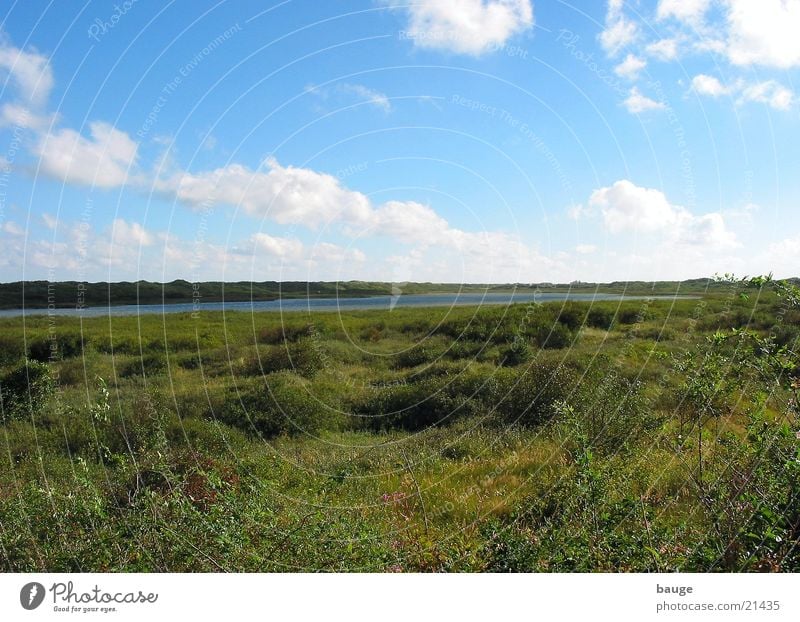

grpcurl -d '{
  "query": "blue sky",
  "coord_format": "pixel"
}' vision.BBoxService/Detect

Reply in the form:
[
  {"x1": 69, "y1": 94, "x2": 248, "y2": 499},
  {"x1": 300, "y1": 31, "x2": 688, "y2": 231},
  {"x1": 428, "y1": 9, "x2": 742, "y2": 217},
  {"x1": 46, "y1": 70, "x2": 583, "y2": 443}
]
[{"x1": 1, "y1": 0, "x2": 798, "y2": 283}]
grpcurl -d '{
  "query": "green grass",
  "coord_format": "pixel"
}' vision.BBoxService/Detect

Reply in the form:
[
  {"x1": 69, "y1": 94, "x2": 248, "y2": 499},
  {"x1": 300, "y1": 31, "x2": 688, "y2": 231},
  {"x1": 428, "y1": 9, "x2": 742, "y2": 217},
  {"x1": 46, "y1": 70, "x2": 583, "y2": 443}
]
[{"x1": 0, "y1": 288, "x2": 797, "y2": 571}]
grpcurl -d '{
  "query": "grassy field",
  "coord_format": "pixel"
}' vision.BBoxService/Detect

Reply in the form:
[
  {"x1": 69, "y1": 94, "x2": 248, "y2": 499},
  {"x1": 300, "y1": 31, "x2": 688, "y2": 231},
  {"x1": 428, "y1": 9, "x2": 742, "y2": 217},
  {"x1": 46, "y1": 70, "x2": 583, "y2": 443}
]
[{"x1": 0, "y1": 278, "x2": 797, "y2": 571}]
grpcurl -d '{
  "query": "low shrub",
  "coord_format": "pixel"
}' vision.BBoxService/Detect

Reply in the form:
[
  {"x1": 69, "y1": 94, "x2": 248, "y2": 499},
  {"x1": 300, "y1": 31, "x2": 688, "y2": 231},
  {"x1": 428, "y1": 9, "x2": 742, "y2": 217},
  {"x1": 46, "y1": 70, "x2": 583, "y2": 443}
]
[
  {"x1": 257, "y1": 322, "x2": 315, "y2": 345},
  {"x1": 617, "y1": 308, "x2": 644, "y2": 325},
  {"x1": 256, "y1": 339, "x2": 325, "y2": 377},
  {"x1": 0, "y1": 335, "x2": 26, "y2": 367},
  {"x1": 358, "y1": 365, "x2": 497, "y2": 431},
  {"x1": 392, "y1": 342, "x2": 445, "y2": 369},
  {"x1": 490, "y1": 363, "x2": 575, "y2": 427},
  {"x1": 0, "y1": 359, "x2": 56, "y2": 420},
  {"x1": 28, "y1": 332, "x2": 84, "y2": 362},
  {"x1": 532, "y1": 321, "x2": 575, "y2": 349},
  {"x1": 219, "y1": 373, "x2": 334, "y2": 438},
  {"x1": 500, "y1": 340, "x2": 532, "y2": 366},
  {"x1": 118, "y1": 354, "x2": 167, "y2": 379},
  {"x1": 445, "y1": 339, "x2": 487, "y2": 361},
  {"x1": 586, "y1": 308, "x2": 615, "y2": 330},
  {"x1": 556, "y1": 305, "x2": 583, "y2": 330}
]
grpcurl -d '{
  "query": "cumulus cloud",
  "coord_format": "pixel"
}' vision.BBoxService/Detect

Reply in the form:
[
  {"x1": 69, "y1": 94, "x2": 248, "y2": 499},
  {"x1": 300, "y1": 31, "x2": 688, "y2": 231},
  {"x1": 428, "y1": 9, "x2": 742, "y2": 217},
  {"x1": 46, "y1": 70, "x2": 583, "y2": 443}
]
[
  {"x1": 599, "y1": 0, "x2": 639, "y2": 56},
  {"x1": 623, "y1": 87, "x2": 665, "y2": 113},
  {"x1": 310, "y1": 242, "x2": 366, "y2": 265},
  {"x1": 111, "y1": 219, "x2": 154, "y2": 247},
  {"x1": 163, "y1": 158, "x2": 373, "y2": 226},
  {"x1": 2, "y1": 220, "x2": 24, "y2": 236},
  {"x1": 645, "y1": 38, "x2": 679, "y2": 60},
  {"x1": 163, "y1": 158, "x2": 518, "y2": 261},
  {"x1": 566, "y1": 204, "x2": 590, "y2": 221},
  {"x1": 0, "y1": 102, "x2": 52, "y2": 131},
  {"x1": 36, "y1": 121, "x2": 139, "y2": 188},
  {"x1": 738, "y1": 80, "x2": 794, "y2": 110},
  {"x1": 386, "y1": 0, "x2": 534, "y2": 56},
  {"x1": 0, "y1": 36, "x2": 53, "y2": 105},
  {"x1": 691, "y1": 74, "x2": 730, "y2": 97},
  {"x1": 657, "y1": 0, "x2": 711, "y2": 24},
  {"x1": 589, "y1": 180, "x2": 737, "y2": 248},
  {"x1": 4, "y1": 215, "x2": 370, "y2": 282},
  {"x1": 41, "y1": 213, "x2": 57, "y2": 230},
  {"x1": 251, "y1": 232, "x2": 305, "y2": 259},
  {"x1": 614, "y1": 54, "x2": 647, "y2": 80},
  {"x1": 366, "y1": 200, "x2": 450, "y2": 242},
  {"x1": 591, "y1": 180, "x2": 680, "y2": 234},
  {"x1": 692, "y1": 74, "x2": 794, "y2": 110},
  {"x1": 725, "y1": 0, "x2": 800, "y2": 68}
]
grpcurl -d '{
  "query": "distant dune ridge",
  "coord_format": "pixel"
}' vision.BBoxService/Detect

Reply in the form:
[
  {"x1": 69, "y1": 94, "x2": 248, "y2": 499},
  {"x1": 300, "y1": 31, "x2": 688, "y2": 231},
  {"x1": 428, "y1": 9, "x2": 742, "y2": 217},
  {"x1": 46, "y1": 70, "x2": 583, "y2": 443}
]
[{"x1": 0, "y1": 277, "x2": 777, "y2": 310}]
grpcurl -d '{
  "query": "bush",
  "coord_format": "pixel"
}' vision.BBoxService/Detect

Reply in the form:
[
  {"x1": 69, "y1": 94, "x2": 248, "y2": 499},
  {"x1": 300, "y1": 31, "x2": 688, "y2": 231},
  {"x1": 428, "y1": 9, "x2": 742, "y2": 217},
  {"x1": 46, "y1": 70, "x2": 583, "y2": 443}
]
[
  {"x1": 445, "y1": 339, "x2": 487, "y2": 361},
  {"x1": 257, "y1": 323, "x2": 315, "y2": 345},
  {"x1": 490, "y1": 363, "x2": 575, "y2": 427},
  {"x1": 533, "y1": 321, "x2": 575, "y2": 349},
  {"x1": 256, "y1": 338, "x2": 324, "y2": 377},
  {"x1": 28, "y1": 332, "x2": 84, "y2": 362},
  {"x1": 500, "y1": 340, "x2": 532, "y2": 366},
  {"x1": 556, "y1": 305, "x2": 583, "y2": 330},
  {"x1": 119, "y1": 354, "x2": 167, "y2": 379},
  {"x1": 617, "y1": 308, "x2": 643, "y2": 325},
  {"x1": 0, "y1": 335, "x2": 26, "y2": 367},
  {"x1": 220, "y1": 373, "x2": 333, "y2": 438},
  {"x1": 571, "y1": 371, "x2": 649, "y2": 454},
  {"x1": 392, "y1": 342, "x2": 445, "y2": 369},
  {"x1": 0, "y1": 359, "x2": 56, "y2": 420},
  {"x1": 358, "y1": 365, "x2": 497, "y2": 431},
  {"x1": 586, "y1": 308, "x2": 614, "y2": 330}
]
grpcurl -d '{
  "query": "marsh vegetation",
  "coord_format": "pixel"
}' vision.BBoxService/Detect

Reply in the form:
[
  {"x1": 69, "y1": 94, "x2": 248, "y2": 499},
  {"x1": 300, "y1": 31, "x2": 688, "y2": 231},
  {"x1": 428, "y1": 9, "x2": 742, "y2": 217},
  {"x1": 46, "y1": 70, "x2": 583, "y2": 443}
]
[{"x1": 0, "y1": 277, "x2": 797, "y2": 571}]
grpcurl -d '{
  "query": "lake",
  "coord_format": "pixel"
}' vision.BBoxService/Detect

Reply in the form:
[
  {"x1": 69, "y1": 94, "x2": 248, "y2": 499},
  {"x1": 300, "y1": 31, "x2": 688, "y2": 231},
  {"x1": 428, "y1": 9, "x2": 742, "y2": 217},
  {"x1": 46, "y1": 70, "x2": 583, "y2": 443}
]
[{"x1": 0, "y1": 292, "x2": 693, "y2": 318}]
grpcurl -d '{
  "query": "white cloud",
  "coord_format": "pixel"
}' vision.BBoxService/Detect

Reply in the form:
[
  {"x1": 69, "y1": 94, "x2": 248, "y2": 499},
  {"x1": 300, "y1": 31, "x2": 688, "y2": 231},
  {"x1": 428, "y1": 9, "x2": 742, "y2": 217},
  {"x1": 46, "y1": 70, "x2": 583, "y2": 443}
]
[
  {"x1": 367, "y1": 200, "x2": 449, "y2": 242},
  {"x1": 676, "y1": 212, "x2": 737, "y2": 247},
  {"x1": 589, "y1": 179, "x2": 737, "y2": 249},
  {"x1": 0, "y1": 103, "x2": 52, "y2": 131},
  {"x1": 645, "y1": 38, "x2": 679, "y2": 60},
  {"x1": 692, "y1": 74, "x2": 794, "y2": 110},
  {"x1": 591, "y1": 180, "x2": 680, "y2": 234},
  {"x1": 2, "y1": 220, "x2": 24, "y2": 235},
  {"x1": 575, "y1": 244, "x2": 597, "y2": 255},
  {"x1": 340, "y1": 83, "x2": 391, "y2": 112},
  {"x1": 37, "y1": 121, "x2": 139, "y2": 188},
  {"x1": 691, "y1": 74, "x2": 730, "y2": 97},
  {"x1": 8, "y1": 215, "x2": 371, "y2": 282},
  {"x1": 111, "y1": 219, "x2": 154, "y2": 247},
  {"x1": 738, "y1": 80, "x2": 794, "y2": 110},
  {"x1": 726, "y1": 0, "x2": 800, "y2": 68},
  {"x1": 614, "y1": 54, "x2": 646, "y2": 80},
  {"x1": 657, "y1": 0, "x2": 711, "y2": 24},
  {"x1": 567, "y1": 204, "x2": 590, "y2": 220},
  {"x1": 251, "y1": 232, "x2": 304, "y2": 259},
  {"x1": 623, "y1": 87, "x2": 665, "y2": 113},
  {"x1": 599, "y1": 1, "x2": 639, "y2": 56},
  {"x1": 307, "y1": 82, "x2": 393, "y2": 112},
  {"x1": 41, "y1": 213, "x2": 57, "y2": 230},
  {"x1": 165, "y1": 159, "x2": 508, "y2": 255},
  {"x1": 0, "y1": 37, "x2": 53, "y2": 105},
  {"x1": 164, "y1": 158, "x2": 373, "y2": 226},
  {"x1": 387, "y1": 0, "x2": 534, "y2": 56},
  {"x1": 309, "y1": 242, "x2": 366, "y2": 265}
]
